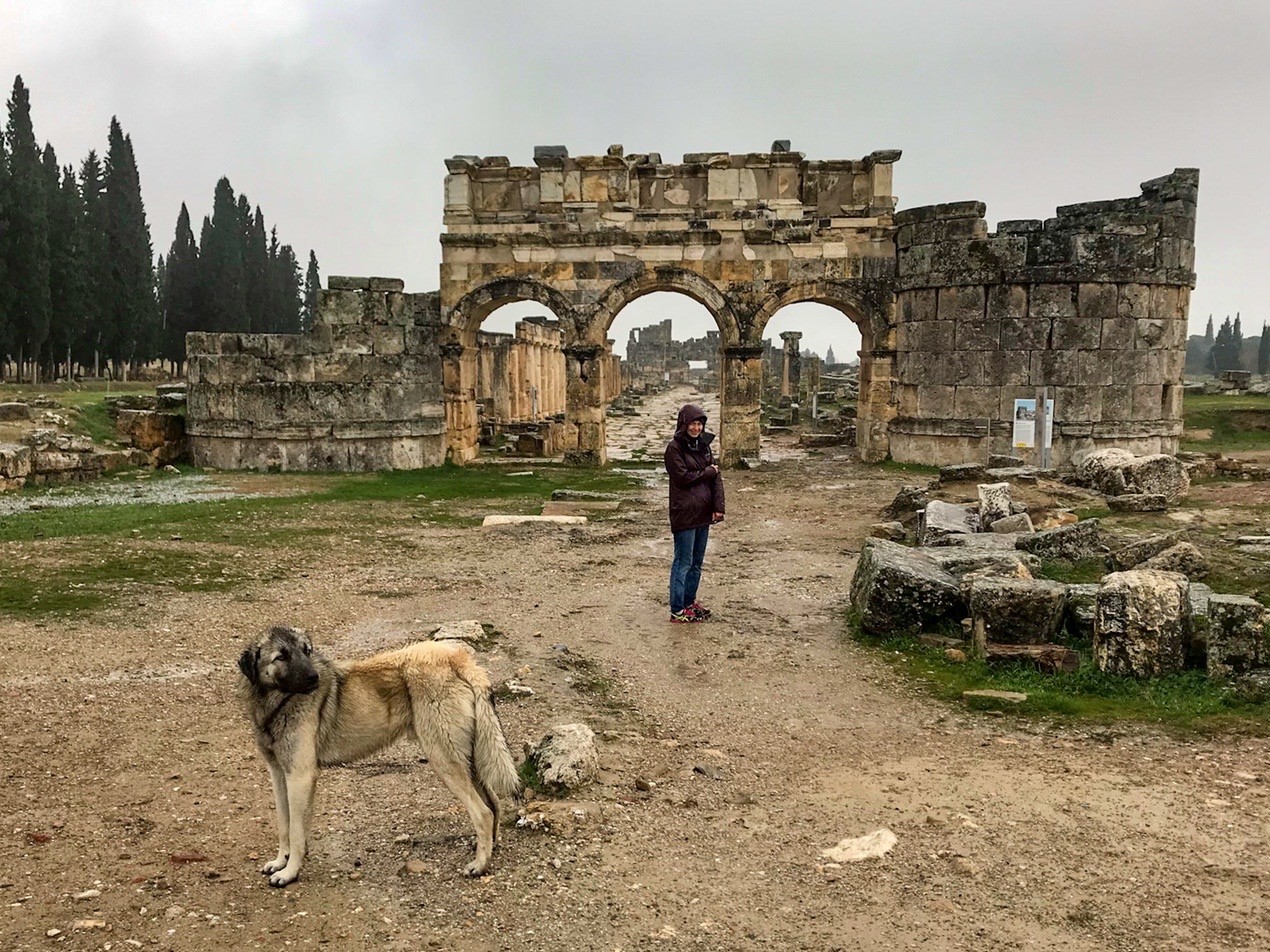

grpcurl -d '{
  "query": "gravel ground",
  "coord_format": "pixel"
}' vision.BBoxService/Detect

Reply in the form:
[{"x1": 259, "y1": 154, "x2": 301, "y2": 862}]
[
  {"x1": 1, "y1": 390, "x2": 1267, "y2": 951},
  {"x1": 0, "y1": 473, "x2": 267, "y2": 515}
]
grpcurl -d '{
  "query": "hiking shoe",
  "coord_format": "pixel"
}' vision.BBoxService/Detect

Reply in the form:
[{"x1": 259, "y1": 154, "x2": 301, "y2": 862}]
[
  {"x1": 670, "y1": 610, "x2": 701, "y2": 623},
  {"x1": 687, "y1": 602, "x2": 712, "y2": 620}
]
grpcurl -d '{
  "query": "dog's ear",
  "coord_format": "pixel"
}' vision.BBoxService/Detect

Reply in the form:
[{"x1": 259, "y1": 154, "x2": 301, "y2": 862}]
[{"x1": 238, "y1": 647, "x2": 259, "y2": 684}]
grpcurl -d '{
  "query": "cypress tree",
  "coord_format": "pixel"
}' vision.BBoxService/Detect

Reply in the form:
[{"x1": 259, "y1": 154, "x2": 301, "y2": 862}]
[
  {"x1": 244, "y1": 203, "x2": 268, "y2": 333},
  {"x1": 47, "y1": 161, "x2": 87, "y2": 379},
  {"x1": 162, "y1": 203, "x2": 199, "y2": 371},
  {"x1": 5, "y1": 76, "x2": 51, "y2": 382},
  {"x1": 103, "y1": 118, "x2": 158, "y2": 375},
  {"x1": 1233, "y1": 313, "x2": 1244, "y2": 371},
  {"x1": 0, "y1": 121, "x2": 10, "y2": 377},
  {"x1": 197, "y1": 178, "x2": 246, "y2": 333},
  {"x1": 276, "y1": 243, "x2": 302, "y2": 334},
  {"x1": 78, "y1": 150, "x2": 109, "y2": 374},
  {"x1": 1204, "y1": 314, "x2": 1214, "y2": 343},
  {"x1": 1258, "y1": 322, "x2": 1269, "y2": 377},
  {"x1": 303, "y1": 250, "x2": 320, "y2": 333}
]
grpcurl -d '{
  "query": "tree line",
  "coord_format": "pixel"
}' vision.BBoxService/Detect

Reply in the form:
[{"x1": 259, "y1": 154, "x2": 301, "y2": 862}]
[
  {"x1": 0, "y1": 74, "x2": 320, "y2": 382},
  {"x1": 1198, "y1": 314, "x2": 1269, "y2": 376}
]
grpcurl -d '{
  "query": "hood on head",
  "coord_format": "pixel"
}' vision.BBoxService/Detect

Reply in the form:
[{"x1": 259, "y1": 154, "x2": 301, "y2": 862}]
[{"x1": 675, "y1": 403, "x2": 708, "y2": 437}]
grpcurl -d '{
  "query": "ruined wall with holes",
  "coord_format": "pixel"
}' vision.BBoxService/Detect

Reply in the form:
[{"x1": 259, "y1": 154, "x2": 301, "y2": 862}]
[
  {"x1": 890, "y1": 170, "x2": 1197, "y2": 466},
  {"x1": 186, "y1": 278, "x2": 446, "y2": 470}
]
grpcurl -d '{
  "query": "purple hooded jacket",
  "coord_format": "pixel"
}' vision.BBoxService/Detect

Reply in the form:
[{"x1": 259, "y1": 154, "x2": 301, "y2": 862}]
[{"x1": 664, "y1": 403, "x2": 726, "y2": 532}]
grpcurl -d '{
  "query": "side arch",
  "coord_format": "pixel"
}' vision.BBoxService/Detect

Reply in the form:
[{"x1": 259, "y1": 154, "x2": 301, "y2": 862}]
[
  {"x1": 588, "y1": 267, "x2": 741, "y2": 347},
  {"x1": 748, "y1": 280, "x2": 886, "y2": 349},
  {"x1": 446, "y1": 277, "x2": 581, "y2": 340}
]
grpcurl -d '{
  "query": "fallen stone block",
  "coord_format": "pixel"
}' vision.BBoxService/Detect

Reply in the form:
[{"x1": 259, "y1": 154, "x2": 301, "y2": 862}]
[
  {"x1": 430, "y1": 620, "x2": 489, "y2": 643},
  {"x1": 969, "y1": 577, "x2": 1067, "y2": 645},
  {"x1": 1125, "y1": 454, "x2": 1190, "y2": 503},
  {"x1": 0, "y1": 402, "x2": 31, "y2": 421},
  {"x1": 977, "y1": 482, "x2": 1012, "y2": 526},
  {"x1": 482, "y1": 515, "x2": 587, "y2": 526},
  {"x1": 988, "y1": 454, "x2": 1026, "y2": 468},
  {"x1": 527, "y1": 724, "x2": 599, "y2": 793},
  {"x1": 918, "y1": 500, "x2": 979, "y2": 545},
  {"x1": 991, "y1": 512, "x2": 1034, "y2": 534},
  {"x1": 939, "y1": 463, "x2": 986, "y2": 483},
  {"x1": 928, "y1": 548, "x2": 1037, "y2": 583},
  {"x1": 1108, "y1": 493, "x2": 1167, "y2": 513},
  {"x1": 821, "y1": 829, "x2": 897, "y2": 863},
  {"x1": 884, "y1": 485, "x2": 930, "y2": 520},
  {"x1": 1140, "y1": 541, "x2": 1209, "y2": 579},
  {"x1": 985, "y1": 642, "x2": 1081, "y2": 674},
  {"x1": 984, "y1": 467, "x2": 1039, "y2": 484},
  {"x1": 0, "y1": 443, "x2": 32, "y2": 479},
  {"x1": 1206, "y1": 594, "x2": 1266, "y2": 678},
  {"x1": 1076, "y1": 448, "x2": 1137, "y2": 495},
  {"x1": 1016, "y1": 519, "x2": 1103, "y2": 562},
  {"x1": 1186, "y1": 582, "x2": 1213, "y2": 668},
  {"x1": 115, "y1": 409, "x2": 185, "y2": 452},
  {"x1": 868, "y1": 521, "x2": 906, "y2": 541},
  {"x1": 848, "y1": 539, "x2": 965, "y2": 636},
  {"x1": 1094, "y1": 570, "x2": 1189, "y2": 677},
  {"x1": 1108, "y1": 532, "x2": 1181, "y2": 571}
]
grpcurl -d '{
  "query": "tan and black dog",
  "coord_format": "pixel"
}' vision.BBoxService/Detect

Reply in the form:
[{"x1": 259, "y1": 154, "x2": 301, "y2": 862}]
[{"x1": 237, "y1": 626, "x2": 521, "y2": 886}]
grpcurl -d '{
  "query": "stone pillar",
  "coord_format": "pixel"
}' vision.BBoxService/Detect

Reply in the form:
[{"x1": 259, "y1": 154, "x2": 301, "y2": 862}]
[
  {"x1": 442, "y1": 342, "x2": 478, "y2": 463},
  {"x1": 856, "y1": 349, "x2": 896, "y2": 463},
  {"x1": 564, "y1": 343, "x2": 608, "y2": 465},
  {"x1": 720, "y1": 345, "x2": 763, "y2": 467},
  {"x1": 780, "y1": 331, "x2": 803, "y2": 402}
]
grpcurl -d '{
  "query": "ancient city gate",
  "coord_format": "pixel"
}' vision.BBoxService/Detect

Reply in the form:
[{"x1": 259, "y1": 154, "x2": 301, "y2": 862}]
[{"x1": 439, "y1": 145, "x2": 903, "y2": 465}]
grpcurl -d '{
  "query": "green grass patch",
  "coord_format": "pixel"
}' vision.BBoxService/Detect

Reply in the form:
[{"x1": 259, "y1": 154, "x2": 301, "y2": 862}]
[
  {"x1": 0, "y1": 547, "x2": 264, "y2": 619},
  {"x1": 875, "y1": 459, "x2": 941, "y2": 477},
  {"x1": 1181, "y1": 392, "x2": 1270, "y2": 453},
  {"x1": 1035, "y1": 558, "x2": 1107, "y2": 585},
  {"x1": 846, "y1": 619, "x2": 1269, "y2": 733}
]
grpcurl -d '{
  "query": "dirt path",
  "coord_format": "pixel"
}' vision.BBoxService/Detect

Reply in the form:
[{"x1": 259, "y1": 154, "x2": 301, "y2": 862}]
[{"x1": 2, "y1": 399, "x2": 1268, "y2": 951}]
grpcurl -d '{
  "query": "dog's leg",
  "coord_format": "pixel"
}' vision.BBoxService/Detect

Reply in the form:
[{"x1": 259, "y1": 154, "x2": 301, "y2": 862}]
[
  {"x1": 261, "y1": 761, "x2": 291, "y2": 875},
  {"x1": 269, "y1": 760, "x2": 317, "y2": 888},
  {"x1": 430, "y1": 755, "x2": 497, "y2": 876}
]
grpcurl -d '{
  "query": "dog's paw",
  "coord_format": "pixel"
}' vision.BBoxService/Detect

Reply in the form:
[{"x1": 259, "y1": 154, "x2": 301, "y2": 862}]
[
  {"x1": 463, "y1": 861, "x2": 488, "y2": 877},
  {"x1": 261, "y1": 855, "x2": 289, "y2": 875},
  {"x1": 268, "y1": 867, "x2": 300, "y2": 888}
]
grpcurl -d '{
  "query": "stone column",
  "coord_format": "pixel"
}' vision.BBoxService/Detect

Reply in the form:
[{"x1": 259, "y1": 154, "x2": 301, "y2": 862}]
[
  {"x1": 564, "y1": 343, "x2": 607, "y2": 465},
  {"x1": 780, "y1": 331, "x2": 802, "y2": 402},
  {"x1": 720, "y1": 345, "x2": 763, "y2": 467},
  {"x1": 442, "y1": 342, "x2": 478, "y2": 463},
  {"x1": 856, "y1": 349, "x2": 896, "y2": 463}
]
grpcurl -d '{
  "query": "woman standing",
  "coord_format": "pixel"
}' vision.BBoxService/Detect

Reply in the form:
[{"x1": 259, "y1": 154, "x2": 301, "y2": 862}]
[{"x1": 664, "y1": 403, "x2": 725, "y2": 623}]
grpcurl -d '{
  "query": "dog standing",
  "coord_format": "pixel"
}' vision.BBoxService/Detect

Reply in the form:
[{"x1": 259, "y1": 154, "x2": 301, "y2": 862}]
[{"x1": 237, "y1": 626, "x2": 521, "y2": 886}]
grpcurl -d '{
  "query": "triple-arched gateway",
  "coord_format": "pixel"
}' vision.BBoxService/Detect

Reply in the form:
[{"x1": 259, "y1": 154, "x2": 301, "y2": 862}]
[{"x1": 186, "y1": 146, "x2": 1198, "y2": 471}]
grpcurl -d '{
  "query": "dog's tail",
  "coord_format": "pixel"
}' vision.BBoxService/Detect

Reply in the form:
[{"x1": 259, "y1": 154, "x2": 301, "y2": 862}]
[{"x1": 473, "y1": 687, "x2": 522, "y2": 803}]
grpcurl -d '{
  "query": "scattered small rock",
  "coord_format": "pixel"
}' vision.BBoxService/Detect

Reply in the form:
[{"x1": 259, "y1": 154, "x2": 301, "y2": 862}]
[{"x1": 821, "y1": 829, "x2": 897, "y2": 863}]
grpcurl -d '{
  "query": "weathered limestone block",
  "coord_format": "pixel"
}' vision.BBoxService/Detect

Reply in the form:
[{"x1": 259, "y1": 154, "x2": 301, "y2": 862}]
[
  {"x1": 977, "y1": 482, "x2": 1012, "y2": 526},
  {"x1": 1093, "y1": 570, "x2": 1189, "y2": 677},
  {"x1": 1124, "y1": 454, "x2": 1190, "y2": 503},
  {"x1": 969, "y1": 578, "x2": 1067, "y2": 645},
  {"x1": 32, "y1": 450, "x2": 90, "y2": 473},
  {"x1": 1064, "y1": 583, "x2": 1101, "y2": 641},
  {"x1": 868, "y1": 522, "x2": 906, "y2": 541},
  {"x1": 849, "y1": 539, "x2": 965, "y2": 636},
  {"x1": 1186, "y1": 582, "x2": 1213, "y2": 668},
  {"x1": 1016, "y1": 519, "x2": 1103, "y2": 562},
  {"x1": 884, "y1": 485, "x2": 931, "y2": 520},
  {"x1": 1075, "y1": 448, "x2": 1137, "y2": 495},
  {"x1": 1140, "y1": 541, "x2": 1209, "y2": 579},
  {"x1": 0, "y1": 443, "x2": 33, "y2": 479},
  {"x1": 1206, "y1": 594, "x2": 1265, "y2": 678},
  {"x1": 925, "y1": 548, "x2": 1038, "y2": 583},
  {"x1": 939, "y1": 463, "x2": 986, "y2": 483},
  {"x1": 0, "y1": 402, "x2": 31, "y2": 421},
  {"x1": 1107, "y1": 532, "x2": 1181, "y2": 571},
  {"x1": 991, "y1": 512, "x2": 1034, "y2": 534},
  {"x1": 1108, "y1": 493, "x2": 1167, "y2": 512},
  {"x1": 115, "y1": 410, "x2": 186, "y2": 452},
  {"x1": 528, "y1": 724, "x2": 599, "y2": 792},
  {"x1": 919, "y1": 500, "x2": 979, "y2": 545}
]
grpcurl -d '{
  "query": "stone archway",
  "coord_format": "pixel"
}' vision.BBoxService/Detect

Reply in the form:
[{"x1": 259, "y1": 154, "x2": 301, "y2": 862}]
[
  {"x1": 444, "y1": 278, "x2": 578, "y2": 462},
  {"x1": 749, "y1": 280, "x2": 897, "y2": 462}
]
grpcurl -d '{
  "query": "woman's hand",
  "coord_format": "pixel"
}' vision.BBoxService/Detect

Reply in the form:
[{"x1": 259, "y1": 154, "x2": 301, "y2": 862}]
[{"x1": 712, "y1": 512, "x2": 724, "y2": 523}]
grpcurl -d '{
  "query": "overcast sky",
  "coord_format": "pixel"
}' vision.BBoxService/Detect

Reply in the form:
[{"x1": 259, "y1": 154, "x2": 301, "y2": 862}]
[{"x1": 4, "y1": 1, "x2": 1266, "y2": 359}]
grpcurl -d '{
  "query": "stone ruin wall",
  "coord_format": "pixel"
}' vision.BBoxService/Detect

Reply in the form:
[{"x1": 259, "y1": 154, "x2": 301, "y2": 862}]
[
  {"x1": 186, "y1": 278, "x2": 446, "y2": 471},
  {"x1": 890, "y1": 170, "x2": 1197, "y2": 467}
]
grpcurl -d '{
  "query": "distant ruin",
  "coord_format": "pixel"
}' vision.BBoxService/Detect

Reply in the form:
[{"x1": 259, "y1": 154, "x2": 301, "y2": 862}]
[{"x1": 186, "y1": 145, "x2": 1197, "y2": 471}]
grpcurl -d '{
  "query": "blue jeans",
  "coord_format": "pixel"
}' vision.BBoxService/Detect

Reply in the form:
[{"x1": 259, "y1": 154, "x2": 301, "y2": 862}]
[{"x1": 670, "y1": 524, "x2": 710, "y2": 614}]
